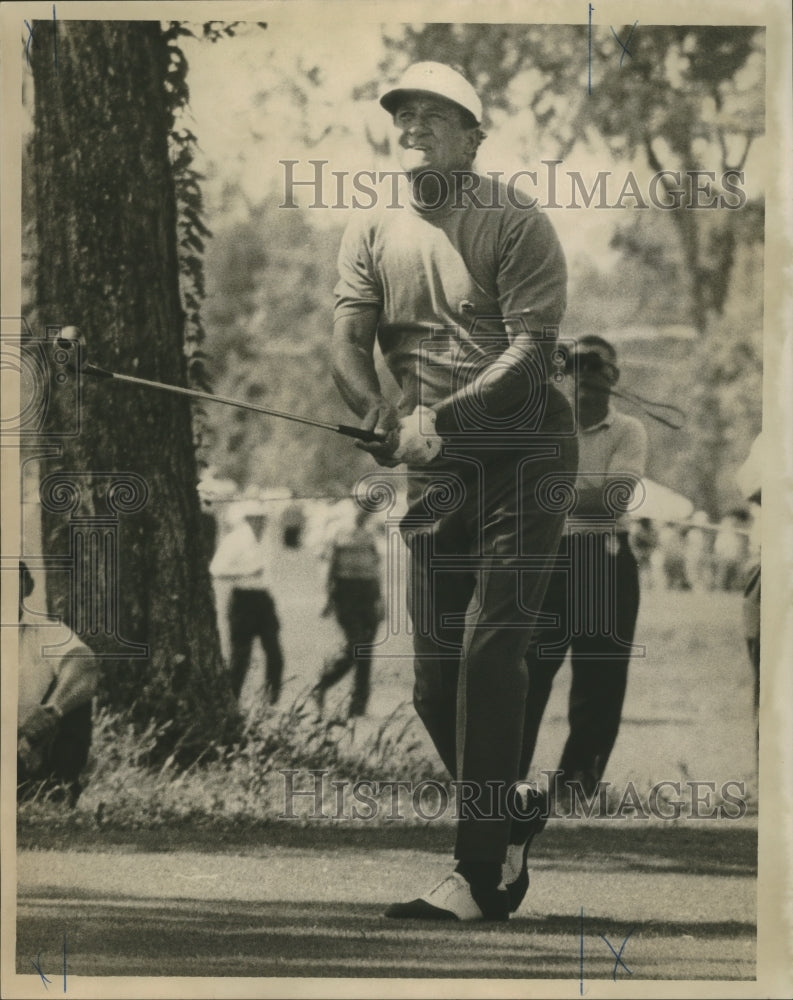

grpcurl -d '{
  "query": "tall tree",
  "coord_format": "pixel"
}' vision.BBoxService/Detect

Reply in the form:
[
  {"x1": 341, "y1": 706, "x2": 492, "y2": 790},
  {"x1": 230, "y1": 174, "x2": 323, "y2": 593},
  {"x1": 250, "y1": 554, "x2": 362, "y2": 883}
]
[
  {"x1": 30, "y1": 20, "x2": 240, "y2": 762},
  {"x1": 578, "y1": 26, "x2": 764, "y2": 517}
]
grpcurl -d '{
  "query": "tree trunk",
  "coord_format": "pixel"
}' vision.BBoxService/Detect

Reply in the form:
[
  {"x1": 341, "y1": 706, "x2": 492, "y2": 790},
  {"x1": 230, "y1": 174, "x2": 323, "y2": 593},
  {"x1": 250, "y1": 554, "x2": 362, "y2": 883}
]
[{"x1": 31, "y1": 20, "x2": 240, "y2": 763}]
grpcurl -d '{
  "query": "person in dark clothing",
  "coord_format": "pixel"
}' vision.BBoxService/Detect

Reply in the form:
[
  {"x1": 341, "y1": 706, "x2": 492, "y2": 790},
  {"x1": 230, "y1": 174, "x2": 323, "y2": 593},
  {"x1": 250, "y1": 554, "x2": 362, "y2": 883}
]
[
  {"x1": 312, "y1": 507, "x2": 384, "y2": 717},
  {"x1": 521, "y1": 336, "x2": 648, "y2": 805},
  {"x1": 332, "y1": 61, "x2": 577, "y2": 921}
]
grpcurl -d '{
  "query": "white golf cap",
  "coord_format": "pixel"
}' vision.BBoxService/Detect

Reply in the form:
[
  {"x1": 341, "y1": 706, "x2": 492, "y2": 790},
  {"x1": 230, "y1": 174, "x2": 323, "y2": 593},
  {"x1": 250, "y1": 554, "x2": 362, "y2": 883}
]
[{"x1": 379, "y1": 62, "x2": 482, "y2": 125}]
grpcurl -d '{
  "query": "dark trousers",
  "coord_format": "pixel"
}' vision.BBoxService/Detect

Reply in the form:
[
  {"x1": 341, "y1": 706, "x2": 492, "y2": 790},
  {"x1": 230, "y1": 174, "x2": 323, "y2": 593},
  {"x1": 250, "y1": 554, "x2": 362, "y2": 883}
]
[
  {"x1": 522, "y1": 531, "x2": 641, "y2": 797},
  {"x1": 315, "y1": 579, "x2": 381, "y2": 716},
  {"x1": 229, "y1": 588, "x2": 283, "y2": 703},
  {"x1": 404, "y1": 431, "x2": 578, "y2": 864},
  {"x1": 743, "y1": 561, "x2": 761, "y2": 713},
  {"x1": 17, "y1": 703, "x2": 93, "y2": 805}
]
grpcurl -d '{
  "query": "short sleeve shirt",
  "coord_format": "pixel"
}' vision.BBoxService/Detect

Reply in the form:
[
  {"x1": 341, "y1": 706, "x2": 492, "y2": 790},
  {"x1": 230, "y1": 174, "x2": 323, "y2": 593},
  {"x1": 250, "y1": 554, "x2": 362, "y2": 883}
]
[
  {"x1": 18, "y1": 614, "x2": 89, "y2": 724},
  {"x1": 572, "y1": 407, "x2": 648, "y2": 533},
  {"x1": 209, "y1": 521, "x2": 274, "y2": 589},
  {"x1": 335, "y1": 174, "x2": 567, "y2": 416}
]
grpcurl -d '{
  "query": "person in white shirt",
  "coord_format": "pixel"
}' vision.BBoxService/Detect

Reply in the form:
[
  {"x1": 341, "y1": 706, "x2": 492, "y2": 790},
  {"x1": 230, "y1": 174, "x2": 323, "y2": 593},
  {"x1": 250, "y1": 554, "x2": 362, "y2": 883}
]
[
  {"x1": 210, "y1": 500, "x2": 284, "y2": 704},
  {"x1": 736, "y1": 432, "x2": 762, "y2": 714},
  {"x1": 518, "y1": 335, "x2": 648, "y2": 828},
  {"x1": 17, "y1": 561, "x2": 99, "y2": 804}
]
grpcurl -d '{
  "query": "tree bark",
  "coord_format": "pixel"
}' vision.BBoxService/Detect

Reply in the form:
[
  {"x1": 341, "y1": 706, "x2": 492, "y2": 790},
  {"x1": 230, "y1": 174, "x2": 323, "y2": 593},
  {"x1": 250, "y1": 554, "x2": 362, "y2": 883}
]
[{"x1": 31, "y1": 20, "x2": 240, "y2": 762}]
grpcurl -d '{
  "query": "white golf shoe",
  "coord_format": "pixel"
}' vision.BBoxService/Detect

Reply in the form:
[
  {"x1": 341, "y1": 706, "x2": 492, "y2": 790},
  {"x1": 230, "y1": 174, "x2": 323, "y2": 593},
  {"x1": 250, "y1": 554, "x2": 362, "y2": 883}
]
[
  {"x1": 503, "y1": 839, "x2": 532, "y2": 912},
  {"x1": 384, "y1": 872, "x2": 509, "y2": 922}
]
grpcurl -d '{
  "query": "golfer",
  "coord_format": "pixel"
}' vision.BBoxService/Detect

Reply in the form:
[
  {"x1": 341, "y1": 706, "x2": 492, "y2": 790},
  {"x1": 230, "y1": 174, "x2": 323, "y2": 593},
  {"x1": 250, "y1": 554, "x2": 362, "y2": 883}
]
[{"x1": 333, "y1": 62, "x2": 577, "y2": 921}]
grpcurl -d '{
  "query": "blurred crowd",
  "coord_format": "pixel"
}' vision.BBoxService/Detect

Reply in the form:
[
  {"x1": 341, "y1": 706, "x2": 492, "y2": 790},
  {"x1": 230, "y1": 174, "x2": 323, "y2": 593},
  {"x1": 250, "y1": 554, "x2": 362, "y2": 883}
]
[
  {"x1": 630, "y1": 508, "x2": 758, "y2": 593},
  {"x1": 198, "y1": 462, "x2": 761, "y2": 728},
  {"x1": 198, "y1": 469, "x2": 392, "y2": 719}
]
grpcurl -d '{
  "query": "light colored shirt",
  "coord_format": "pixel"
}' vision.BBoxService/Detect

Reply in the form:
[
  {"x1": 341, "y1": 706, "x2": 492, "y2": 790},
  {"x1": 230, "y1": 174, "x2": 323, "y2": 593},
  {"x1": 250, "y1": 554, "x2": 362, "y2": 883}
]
[
  {"x1": 18, "y1": 613, "x2": 88, "y2": 724},
  {"x1": 209, "y1": 521, "x2": 274, "y2": 590},
  {"x1": 570, "y1": 405, "x2": 648, "y2": 533},
  {"x1": 736, "y1": 432, "x2": 762, "y2": 503},
  {"x1": 335, "y1": 174, "x2": 567, "y2": 416}
]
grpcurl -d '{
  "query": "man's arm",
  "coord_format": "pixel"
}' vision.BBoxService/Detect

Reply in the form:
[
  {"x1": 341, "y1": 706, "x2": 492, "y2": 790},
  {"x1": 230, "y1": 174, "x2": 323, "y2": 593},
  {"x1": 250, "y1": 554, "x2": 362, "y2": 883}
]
[
  {"x1": 432, "y1": 328, "x2": 547, "y2": 434},
  {"x1": 435, "y1": 206, "x2": 566, "y2": 435},
  {"x1": 44, "y1": 651, "x2": 100, "y2": 717},
  {"x1": 334, "y1": 309, "x2": 543, "y2": 462},
  {"x1": 18, "y1": 648, "x2": 99, "y2": 756},
  {"x1": 332, "y1": 309, "x2": 400, "y2": 464}
]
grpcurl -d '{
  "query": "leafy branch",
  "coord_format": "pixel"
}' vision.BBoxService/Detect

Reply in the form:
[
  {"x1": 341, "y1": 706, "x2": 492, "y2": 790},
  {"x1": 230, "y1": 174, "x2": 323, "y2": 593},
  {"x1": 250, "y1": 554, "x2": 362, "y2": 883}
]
[{"x1": 160, "y1": 20, "x2": 267, "y2": 450}]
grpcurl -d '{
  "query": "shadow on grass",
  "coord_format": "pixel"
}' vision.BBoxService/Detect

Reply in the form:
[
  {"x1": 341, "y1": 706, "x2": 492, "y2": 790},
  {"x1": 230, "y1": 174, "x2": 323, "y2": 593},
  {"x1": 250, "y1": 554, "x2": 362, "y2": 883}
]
[
  {"x1": 18, "y1": 818, "x2": 757, "y2": 879},
  {"x1": 17, "y1": 895, "x2": 756, "y2": 980}
]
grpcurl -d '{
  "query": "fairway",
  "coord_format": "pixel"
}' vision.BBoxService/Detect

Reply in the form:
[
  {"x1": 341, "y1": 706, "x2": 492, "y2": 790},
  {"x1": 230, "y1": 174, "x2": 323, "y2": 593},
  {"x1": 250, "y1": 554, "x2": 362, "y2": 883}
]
[{"x1": 17, "y1": 824, "x2": 756, "y2": 981}]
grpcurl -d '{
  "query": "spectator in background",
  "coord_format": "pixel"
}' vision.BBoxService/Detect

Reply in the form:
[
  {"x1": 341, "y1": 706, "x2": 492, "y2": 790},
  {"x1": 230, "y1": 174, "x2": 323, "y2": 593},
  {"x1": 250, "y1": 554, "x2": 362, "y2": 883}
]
[
  {"x1": 684, "y1": 512, "x2": 715, "y2": 592},
  {"x1": 210, "y1": 499, "x2": 284, "y2": 704},
  {"x1": 660, "y1": 522, "x2": 691, "y2": 590},
  {"x1": 521, "y1": 335, "x2": 648, "y2": 809},
  {"x1": 713, "y1": 509, "x2": 750, "y2": 592},
  {"x1": 736, "y1": 433, "x2": 762, "y2": 715},
  {"x1": 280, "y1": 495, "x2": 307, "y2": 549},
  {"x1": 200, "y1": 495, "x2": 218, "y2": 566},
  {"x1": 312, "y1": 506, "x2": 384, "y2": 718},
  {"x1": 632, "y1": 517, "x2": 659, "y2": 589},
  {"x1": 17, "y1": 561, "x2": 99, "y2": 805}
]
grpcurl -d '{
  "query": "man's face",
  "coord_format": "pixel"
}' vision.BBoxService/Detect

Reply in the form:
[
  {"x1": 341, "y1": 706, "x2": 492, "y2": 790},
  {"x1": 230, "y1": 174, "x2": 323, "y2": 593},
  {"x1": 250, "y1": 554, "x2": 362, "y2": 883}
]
[
  {"x1": 575, "y1": 345, "x2": 618, "y2": 408},
  {"x1": 392, "y1": 95, "x2": 477, "y2": 176}
]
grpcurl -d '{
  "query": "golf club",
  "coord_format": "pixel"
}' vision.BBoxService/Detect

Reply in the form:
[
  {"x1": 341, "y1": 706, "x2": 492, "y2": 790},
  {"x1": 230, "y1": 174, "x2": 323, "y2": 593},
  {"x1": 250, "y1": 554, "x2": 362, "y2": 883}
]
[
  {"x1": 55, "y1": 328, "x2": 386, "y2": 444},
  {"x1": 566, "y1": 350, "x2": 685, "y2": 429}
]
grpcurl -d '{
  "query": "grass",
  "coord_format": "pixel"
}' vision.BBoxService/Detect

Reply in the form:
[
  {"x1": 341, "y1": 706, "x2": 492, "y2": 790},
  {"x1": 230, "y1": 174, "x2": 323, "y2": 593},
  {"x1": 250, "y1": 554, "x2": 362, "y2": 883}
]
[
  {"x1": 17, "y1": 695, "x2": 449, "y2": 834},
  {"x1": 17, "y1": 547, "x2": 760, "y2": 839}
]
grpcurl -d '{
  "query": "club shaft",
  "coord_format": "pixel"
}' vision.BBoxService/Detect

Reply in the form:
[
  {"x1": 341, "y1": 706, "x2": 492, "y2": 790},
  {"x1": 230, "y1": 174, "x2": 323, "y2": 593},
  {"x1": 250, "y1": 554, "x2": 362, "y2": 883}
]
[
  {"x1": 110, "y1": 369, "x2": 340, "y2": 428},
  {"x1": 84, "y1": 364, "x2": 384, "y2": 441}
]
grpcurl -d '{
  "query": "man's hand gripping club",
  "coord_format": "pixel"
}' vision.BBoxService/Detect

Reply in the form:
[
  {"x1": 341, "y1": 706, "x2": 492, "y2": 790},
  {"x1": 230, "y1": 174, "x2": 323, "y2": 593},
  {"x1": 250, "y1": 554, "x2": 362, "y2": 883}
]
[{"x1": 357, "y1": 402, "x2": 442, "y2": 468}]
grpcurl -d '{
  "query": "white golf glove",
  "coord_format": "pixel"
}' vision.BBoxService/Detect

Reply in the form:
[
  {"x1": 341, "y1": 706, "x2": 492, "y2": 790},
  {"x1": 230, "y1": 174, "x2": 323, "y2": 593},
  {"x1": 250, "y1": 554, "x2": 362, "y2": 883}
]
[{"x1": 393, "y1": 406, "x2": 442, "y2": 466}]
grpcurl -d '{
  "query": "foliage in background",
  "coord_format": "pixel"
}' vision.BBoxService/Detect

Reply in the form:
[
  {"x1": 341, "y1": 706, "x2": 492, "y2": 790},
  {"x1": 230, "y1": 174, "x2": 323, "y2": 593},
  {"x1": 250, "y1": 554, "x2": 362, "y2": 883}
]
[
  {"x1": 374, "y1": 24, "x2": 764, "y2": 517},
  {"x1": 193, "y1": 23, "x2": 764, "y2": 516},
  {"x1": 568, "y1": 204, "x2": 764, "y2": 511},
  {"x1": 200, "y1": 198, "x2": 384, "y2": 493},
  {"x1": 161, "y1": 21, "x2": 267, "y2": 454},
  {"x1": 17, "y1": 690, "x2": 757, "y2": 833}
]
